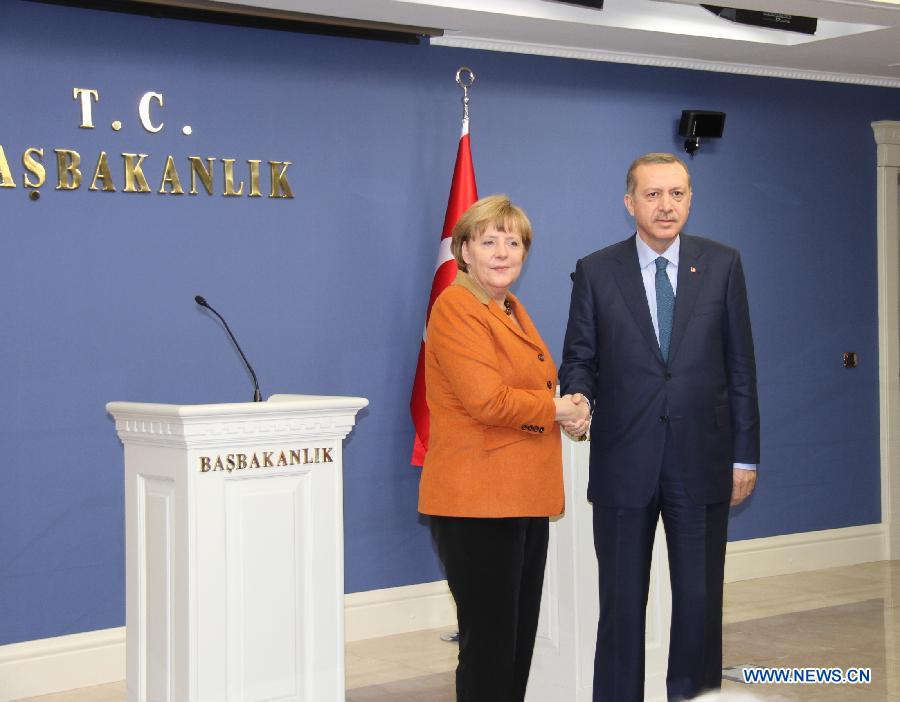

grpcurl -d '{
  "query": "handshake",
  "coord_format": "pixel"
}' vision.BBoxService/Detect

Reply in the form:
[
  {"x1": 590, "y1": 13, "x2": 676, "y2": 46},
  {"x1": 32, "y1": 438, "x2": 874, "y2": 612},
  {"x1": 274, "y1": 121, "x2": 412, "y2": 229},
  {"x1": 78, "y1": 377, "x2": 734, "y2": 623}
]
[{"x1": 553, "y1": 392, "x2": 591, "y2": 439}]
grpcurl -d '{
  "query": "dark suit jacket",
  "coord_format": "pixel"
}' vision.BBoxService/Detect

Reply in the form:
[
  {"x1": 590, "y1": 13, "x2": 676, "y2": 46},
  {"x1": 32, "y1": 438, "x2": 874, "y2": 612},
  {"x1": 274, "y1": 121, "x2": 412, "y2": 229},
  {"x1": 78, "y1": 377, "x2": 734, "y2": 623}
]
[{"x1": 560, "y1": 233, "x2": 760, "y2": 507}]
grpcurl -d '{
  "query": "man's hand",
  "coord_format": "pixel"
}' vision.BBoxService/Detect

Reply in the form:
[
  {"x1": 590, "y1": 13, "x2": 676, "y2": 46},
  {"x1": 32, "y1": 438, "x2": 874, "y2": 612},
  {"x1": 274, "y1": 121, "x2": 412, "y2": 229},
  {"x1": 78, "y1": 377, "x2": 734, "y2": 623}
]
[
  {"x1": 731, "y1": 468, "x2": 757, "y2": 507},
  {"x1": 560, "y1": 393, "x2": 591, "y2": 438}
]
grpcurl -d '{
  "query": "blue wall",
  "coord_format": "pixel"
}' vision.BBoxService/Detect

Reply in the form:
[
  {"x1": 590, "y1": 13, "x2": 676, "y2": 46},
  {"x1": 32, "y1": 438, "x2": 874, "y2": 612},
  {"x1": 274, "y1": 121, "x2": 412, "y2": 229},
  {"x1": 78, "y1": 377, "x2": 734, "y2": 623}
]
[{"x1": 0, "y1": 0, "x2": 896, "y2": 646}]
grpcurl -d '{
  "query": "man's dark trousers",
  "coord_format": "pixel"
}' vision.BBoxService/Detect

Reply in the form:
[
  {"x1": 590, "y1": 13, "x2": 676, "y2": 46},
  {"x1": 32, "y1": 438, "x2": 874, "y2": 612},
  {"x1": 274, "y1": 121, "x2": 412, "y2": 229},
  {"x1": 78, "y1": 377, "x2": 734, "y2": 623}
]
[{"x1": 591, "y1": 431, "x2": 729, "y2": 702}]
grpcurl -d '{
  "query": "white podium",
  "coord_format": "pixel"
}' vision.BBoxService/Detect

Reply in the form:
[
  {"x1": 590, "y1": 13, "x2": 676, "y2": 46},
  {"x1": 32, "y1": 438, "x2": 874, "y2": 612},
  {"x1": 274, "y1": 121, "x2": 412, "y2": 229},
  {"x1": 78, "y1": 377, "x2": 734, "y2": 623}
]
[
  {"x1": 106, "y1": 394, "x2": 368, "y2": 702},
  {"x1": 527, "y1": 438, "x2": 672, "y2": 702}
]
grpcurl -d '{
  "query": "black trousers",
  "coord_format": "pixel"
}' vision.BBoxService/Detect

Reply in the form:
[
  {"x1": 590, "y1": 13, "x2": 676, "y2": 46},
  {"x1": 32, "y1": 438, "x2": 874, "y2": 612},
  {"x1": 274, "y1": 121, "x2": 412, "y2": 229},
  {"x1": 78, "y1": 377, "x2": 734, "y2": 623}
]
[{"x1": 430, "y1": 515, "x2": 549, "y2": 702}]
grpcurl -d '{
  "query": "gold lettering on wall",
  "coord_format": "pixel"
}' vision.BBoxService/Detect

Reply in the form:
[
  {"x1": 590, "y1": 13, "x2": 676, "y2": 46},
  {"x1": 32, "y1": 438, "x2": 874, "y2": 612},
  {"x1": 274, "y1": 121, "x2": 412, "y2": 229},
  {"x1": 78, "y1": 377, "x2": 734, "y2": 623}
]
[
  {"x1": 2, "y1": 148, "x2": 296, "y2": 198},
  {"x1": 158, "y1": 155, "x2": 184, "y2": 195},
  {"x1": 23, "y1": 148, "x2": 46, "y2": 188},
  {"x1": 54, "y1": 149, "x2": 82, "y2": 190},
  {"x1": 247, "y1": 159, "x2": 262, "y2": 198},
  {"x1": 122, "y1": 153, "x2": 151, "y2": 193},
  {"x1": 0, "y1": 146, "x2": 16, "y2": 188},
  {"x1": 222, "y1": 158, "x2": 244, "y2": 197},
  {"x1": 4, "y1": 86, "x2": 296, "y2": 202},
  {"x1": 89, "y1": 151, "x2": 116, "y2": 192},
  {"x1": 73, "y1": 88, "x2": 99, "y2": 129},
  {"x1": 268, "y1": 161, "x2": 293, "y2": 199},
  {"x1": 188, "y1": 156, "x2": 215, "y2": 195},
  {"x1": 138, "y1": 91, "x2": 164, "y2": 134}
]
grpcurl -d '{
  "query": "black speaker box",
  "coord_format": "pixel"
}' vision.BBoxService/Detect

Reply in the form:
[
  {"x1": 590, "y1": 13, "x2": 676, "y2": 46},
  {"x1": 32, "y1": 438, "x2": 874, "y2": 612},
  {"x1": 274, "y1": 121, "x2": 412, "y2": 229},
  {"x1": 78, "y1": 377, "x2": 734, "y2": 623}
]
[{"x1": 679, "y1": 111, "x2": 726, "y2": 139}]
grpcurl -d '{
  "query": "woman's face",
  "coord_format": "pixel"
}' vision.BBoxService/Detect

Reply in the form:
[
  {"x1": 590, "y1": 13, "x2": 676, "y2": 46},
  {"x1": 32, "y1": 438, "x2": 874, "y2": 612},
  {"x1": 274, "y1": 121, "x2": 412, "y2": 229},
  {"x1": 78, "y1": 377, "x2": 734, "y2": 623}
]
[{"x1": 462, "y1": 223, "x2": 525, "y2": 302}]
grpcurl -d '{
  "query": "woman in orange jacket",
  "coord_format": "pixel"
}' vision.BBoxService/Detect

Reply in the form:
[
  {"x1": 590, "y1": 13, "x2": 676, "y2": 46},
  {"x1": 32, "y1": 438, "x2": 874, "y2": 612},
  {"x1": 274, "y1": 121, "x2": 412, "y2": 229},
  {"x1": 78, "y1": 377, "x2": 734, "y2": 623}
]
[{"x1": 418, "y1": 195, "x2": 590, "y2": 702}]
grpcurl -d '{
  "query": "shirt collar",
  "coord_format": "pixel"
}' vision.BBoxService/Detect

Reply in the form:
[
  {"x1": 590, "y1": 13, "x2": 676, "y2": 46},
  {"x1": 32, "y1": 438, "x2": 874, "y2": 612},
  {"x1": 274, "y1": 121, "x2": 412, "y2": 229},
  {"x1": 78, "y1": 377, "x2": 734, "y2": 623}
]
[
  {"x1": 635, "y1": 233, "x2": 680, "y2": 271},
  {"x1": 452, "y1": 269, "x2": 517, "y2": 309},
  {"x1": 452, "y1": 269, "x2": 489, "y2": 303}
]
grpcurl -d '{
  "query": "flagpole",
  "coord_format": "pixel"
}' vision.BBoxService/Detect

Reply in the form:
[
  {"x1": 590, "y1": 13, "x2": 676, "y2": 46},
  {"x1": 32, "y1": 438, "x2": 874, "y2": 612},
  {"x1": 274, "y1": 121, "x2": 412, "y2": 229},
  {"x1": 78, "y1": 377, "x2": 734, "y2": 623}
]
[
  {"x1": 409, "y1": 67, "x2": 480, "y2": 467},
  {"x1": 456, "y1": 66, "x2": 475, "y2": 122},
  {"x1": 437, "y1": 67, "x2": 477, "y2": 646}
]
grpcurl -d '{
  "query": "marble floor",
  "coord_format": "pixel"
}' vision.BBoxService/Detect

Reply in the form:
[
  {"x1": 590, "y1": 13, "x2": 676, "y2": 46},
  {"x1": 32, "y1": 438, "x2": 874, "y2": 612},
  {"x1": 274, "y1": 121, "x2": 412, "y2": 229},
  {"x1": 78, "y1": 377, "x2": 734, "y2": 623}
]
[{"x1": 20, "y1": 560, "x2": 900, "y2": 701}]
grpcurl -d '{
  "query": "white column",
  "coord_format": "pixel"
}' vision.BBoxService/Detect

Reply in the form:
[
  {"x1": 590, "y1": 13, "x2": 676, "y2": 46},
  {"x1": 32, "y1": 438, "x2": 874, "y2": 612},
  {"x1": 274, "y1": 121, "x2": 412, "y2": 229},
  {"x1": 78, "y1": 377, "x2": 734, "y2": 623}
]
[
  {"x1": 872, "y1": 121, "x2": 900, "y2": 562},
  {"x1": 872, "y1": 120, "x2": 900, "y2": 702}
]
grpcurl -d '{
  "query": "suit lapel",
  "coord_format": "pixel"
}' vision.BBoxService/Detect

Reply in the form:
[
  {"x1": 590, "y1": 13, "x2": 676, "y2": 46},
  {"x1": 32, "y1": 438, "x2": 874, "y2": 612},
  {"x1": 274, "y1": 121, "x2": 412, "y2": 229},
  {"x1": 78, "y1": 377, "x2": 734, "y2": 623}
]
[
  {"x1": 613, "y1": 236, "x2": 665, "y2": 364},
  {"x1": 453, "y1": 270, "x2": 543, "y2": 350},
  {"x1": 488, "y1": 297, "x2": 543, "y2": 351},
  {"x1": 668, "y1": 234, "x2": 706, "y2": 364}
]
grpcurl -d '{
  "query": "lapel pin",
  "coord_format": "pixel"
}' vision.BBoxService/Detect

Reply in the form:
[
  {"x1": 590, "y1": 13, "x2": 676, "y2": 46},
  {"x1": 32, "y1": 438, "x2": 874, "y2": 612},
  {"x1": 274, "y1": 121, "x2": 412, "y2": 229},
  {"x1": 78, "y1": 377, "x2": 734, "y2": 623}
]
[{"x1": 690, "y1": 266, "x2": 697, "y2": 273}]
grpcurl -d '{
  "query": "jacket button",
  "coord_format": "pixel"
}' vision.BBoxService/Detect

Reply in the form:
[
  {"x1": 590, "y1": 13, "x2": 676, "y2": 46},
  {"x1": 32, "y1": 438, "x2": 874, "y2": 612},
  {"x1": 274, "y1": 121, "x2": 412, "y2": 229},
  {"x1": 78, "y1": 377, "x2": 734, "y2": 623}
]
[
  {"x1": 659, "y1": 415, "x2": 668, "y2": 423},
  {"x1": 546, "y1": 380, "x2": 552, "y2": 389},
  {"x1": 537, "y1": 353, "x2": 545, "y2": 361},
  {"x1": 665, "y1": 372, "x2": 672, "y2": 380}
]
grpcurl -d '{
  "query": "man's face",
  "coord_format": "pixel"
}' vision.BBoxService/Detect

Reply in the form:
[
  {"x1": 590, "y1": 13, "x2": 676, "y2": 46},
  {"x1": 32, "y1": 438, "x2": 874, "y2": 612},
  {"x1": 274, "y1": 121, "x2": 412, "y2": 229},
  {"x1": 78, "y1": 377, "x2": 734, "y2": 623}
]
[{"x1": 624, "y1": 162, "x2": 692, "y2": 254}]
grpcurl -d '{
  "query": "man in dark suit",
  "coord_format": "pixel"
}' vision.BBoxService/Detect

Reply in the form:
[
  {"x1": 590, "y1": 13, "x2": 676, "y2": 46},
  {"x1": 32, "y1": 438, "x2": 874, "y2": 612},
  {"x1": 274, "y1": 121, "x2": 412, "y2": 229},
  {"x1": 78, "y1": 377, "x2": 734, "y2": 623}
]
[{"x1": 560, "y1": 153, "x2": 760, "y2": 702}]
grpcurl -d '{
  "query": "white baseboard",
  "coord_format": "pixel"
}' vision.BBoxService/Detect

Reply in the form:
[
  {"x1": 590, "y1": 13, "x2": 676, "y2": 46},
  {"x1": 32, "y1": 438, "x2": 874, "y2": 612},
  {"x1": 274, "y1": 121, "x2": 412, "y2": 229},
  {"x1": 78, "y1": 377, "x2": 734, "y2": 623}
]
[
  {"x1": 725, "y1": 523, "x2": 886, "y2": 582},
  {"x1": 0, "y1": 583, "x2": 457, "y2": 701},
  {"x1": 345, "y1": 580, "x2": 457, "y2": 642},
  {"x1": 0, "y1": 627, "x2": 125, "y2": 702},
  {"x1": 0, "y1": 524, "x2": 884, "y2": 700}
]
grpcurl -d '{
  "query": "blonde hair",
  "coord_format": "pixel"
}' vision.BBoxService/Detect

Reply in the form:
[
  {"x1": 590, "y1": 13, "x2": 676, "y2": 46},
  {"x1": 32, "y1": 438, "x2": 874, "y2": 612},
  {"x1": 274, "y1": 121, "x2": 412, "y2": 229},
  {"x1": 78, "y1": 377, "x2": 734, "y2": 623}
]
[
  {"x1": 626, "y1": 152, "x2": 691, "y2": 195},
  {"x1": 450, "y1": 195, "x2": 533, "y2": 272}
]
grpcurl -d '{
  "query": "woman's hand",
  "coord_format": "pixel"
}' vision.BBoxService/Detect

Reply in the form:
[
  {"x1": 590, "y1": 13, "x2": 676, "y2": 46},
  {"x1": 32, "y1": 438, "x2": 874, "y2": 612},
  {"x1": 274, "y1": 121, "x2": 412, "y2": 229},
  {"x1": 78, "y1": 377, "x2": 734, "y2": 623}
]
[{"x1": 554, "y1": 393, "x2": 591, "y2": 438}]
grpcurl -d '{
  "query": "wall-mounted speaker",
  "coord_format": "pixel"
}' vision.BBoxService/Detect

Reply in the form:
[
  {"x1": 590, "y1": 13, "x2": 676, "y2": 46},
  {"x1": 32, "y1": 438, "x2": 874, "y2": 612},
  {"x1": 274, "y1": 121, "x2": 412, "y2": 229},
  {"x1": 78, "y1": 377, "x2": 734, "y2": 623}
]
[
  {"x1": 678, "y1": 110, "x2": 726, "y2": 157},
  {"x1": 679, "y1": 110, "x2": 726, "y2": 139}
]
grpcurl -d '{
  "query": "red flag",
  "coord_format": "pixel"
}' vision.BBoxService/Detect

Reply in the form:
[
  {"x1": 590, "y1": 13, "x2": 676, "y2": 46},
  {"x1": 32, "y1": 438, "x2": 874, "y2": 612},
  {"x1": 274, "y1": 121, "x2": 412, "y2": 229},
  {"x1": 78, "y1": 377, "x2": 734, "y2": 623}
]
[{"x1": 410, "y1": 118, "x2": 478, "y2": 466}]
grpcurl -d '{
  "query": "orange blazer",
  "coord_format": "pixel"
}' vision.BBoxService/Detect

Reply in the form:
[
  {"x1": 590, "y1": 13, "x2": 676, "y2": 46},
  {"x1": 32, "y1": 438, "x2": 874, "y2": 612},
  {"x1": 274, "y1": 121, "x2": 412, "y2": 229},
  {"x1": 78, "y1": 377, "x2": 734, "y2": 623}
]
[{"x1": 418, "y1": 272, "x2": 564, "y2": 518}]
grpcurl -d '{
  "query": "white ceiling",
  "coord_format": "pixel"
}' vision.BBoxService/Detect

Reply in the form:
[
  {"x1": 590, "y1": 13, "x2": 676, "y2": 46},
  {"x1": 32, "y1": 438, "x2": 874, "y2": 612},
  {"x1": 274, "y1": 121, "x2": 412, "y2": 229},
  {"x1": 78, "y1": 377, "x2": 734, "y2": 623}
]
[{"x1": 185, "y1": 0, "x2": 900, "y2": 86}]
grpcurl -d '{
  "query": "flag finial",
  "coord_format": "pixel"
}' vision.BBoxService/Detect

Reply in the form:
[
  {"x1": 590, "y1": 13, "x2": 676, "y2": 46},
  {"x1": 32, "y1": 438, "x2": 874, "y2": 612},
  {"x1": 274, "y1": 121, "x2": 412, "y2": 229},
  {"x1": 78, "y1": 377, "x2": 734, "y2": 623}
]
[{"x1": 455, "y1": 66, "x2": 476, "y2": 121}]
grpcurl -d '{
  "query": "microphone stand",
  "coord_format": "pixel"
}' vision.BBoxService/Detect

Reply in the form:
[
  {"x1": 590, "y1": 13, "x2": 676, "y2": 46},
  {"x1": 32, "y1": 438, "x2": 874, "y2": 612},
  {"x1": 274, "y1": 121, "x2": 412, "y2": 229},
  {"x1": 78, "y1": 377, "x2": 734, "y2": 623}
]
[{"x1": 194, "y1": 295, "x2": 262, "y2": 402}]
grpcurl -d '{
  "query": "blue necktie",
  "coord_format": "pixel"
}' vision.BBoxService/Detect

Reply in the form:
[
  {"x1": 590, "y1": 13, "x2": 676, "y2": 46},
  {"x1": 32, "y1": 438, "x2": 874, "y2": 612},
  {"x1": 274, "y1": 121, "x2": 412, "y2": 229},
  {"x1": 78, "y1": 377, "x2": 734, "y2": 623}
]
[{"x1": 655, "y1": 256, "x2": 674, "y2": 360}]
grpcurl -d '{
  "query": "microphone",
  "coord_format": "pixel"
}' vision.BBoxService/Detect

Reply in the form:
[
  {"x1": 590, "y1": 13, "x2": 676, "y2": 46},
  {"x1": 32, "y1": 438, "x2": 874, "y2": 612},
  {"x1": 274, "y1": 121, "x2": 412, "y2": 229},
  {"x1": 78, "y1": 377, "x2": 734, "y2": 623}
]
[{"x1": 194, "y1": 295, "x2": 262, "y2": 402}]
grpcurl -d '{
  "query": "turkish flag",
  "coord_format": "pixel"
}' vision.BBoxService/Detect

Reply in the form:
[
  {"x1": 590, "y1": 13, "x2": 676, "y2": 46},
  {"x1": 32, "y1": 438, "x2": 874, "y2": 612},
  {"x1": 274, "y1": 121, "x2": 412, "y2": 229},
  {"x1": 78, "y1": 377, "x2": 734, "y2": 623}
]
[{"x1": 409, "y1": 118, "x2": 478, "y2": 466}]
